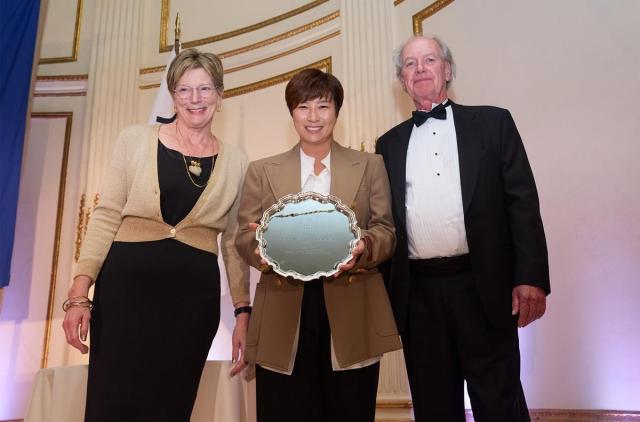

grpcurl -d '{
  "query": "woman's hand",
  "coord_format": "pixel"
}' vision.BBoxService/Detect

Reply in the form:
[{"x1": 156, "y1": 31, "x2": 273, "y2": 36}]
[
  {"x1": 230, "y1": 309, "x2": 250, "y2": 376},
  {"x1": 249, "y1": 222, "x2": 272, "y2": 271},
  {"x1": 62, "y1": 275, "x2": 93, "y2": 354},
  {"x1": 334, "y1": 239, "x2": 365, "y2": 277}
]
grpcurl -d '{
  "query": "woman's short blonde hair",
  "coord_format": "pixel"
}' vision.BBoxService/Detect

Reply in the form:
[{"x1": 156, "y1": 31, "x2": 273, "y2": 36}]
[{"x1": 166, "y1": 48, "x2": 224, "y2": 94}]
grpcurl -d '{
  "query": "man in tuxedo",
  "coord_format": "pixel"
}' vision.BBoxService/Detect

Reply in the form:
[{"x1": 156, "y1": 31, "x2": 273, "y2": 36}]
[{"x1": 376, "y1": 36, "x2": 550, "y2": 421}]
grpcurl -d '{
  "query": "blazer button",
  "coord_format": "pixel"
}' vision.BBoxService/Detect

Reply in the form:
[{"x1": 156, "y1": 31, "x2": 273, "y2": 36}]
[
  {"x1": 275, "y1": 278, "x2": 282, "y2": 287},
  {"x1": 169, "y1": 228, "x2": 176, "y2": 238},
  {"x1": 348, "y1": 275, "x2": 355, "y2": 284}
]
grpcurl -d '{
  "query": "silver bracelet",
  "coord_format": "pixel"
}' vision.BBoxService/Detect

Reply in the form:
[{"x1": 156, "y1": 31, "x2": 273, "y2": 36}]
[{"x1": 62, "y1": 296, "x2": 93, "y2": 312}]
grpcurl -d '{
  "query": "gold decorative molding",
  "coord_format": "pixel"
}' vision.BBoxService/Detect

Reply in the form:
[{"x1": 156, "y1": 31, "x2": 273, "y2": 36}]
[
  {"x1": 218, "y1": 11, "x2": 339, "y2": 59},
  {"x1": 412, "y1": 0, "x2": 454, "y2": 35},
  {"x1": 31, "y1": 112, "x2": 74, "y2": 369},
  {"x1": 36, "y1": 74, "x2": 88, "y2": 81},
  {"x1": 142, "y1": 11, "x2": 339, "y2": 75},
  {"x1": 74, "y1": 194, "x2": 86, "y2": 262},
  {"x1": 140, "y1": 83, "x2": 161, "y2": 90},
  {"x1": 225, "y1": 30, "x2": 339, "y2": 74},
  {"x1": 393, "y1": 0, "x2": 406, "y2": 5},
  {"x1": 527, "y1": 409, "x2": 640, "y2": 421},
  {"x1": 34, "y1": 92, "x2": 87, "y2": 97},
  {"x1": 74, "y1": 193, "x2": 99, "y2": 262},
  {"x1": 224, "y1": 57, "x2": 331, "y2": 99},
  {"x1": 140, "y1": 36, "x2": 338, "y2": 91},
  {"x1": 39, "y1": 0, "x2": 84, "y2": 64},
  {"x1": 140, "y1": 65, "x2": 167, "y2": 76},
  {"x1": 159, "y1": 0, "x2": 329, "y2": 53},
  {"x1": 377, "y1": 399, "x2": 413, "y2": 409},
  {"x1": 374, "y1": 407, "x2": 640, "y2": 421}
]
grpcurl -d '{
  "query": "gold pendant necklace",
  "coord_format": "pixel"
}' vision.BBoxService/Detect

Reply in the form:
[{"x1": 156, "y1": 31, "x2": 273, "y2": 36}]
[
  {"x1": 176, "y1": 123, "x2": 211, "y2": 188},
  {"x1": 188, "y1": 159, "x2": 202, "y2": 176}
]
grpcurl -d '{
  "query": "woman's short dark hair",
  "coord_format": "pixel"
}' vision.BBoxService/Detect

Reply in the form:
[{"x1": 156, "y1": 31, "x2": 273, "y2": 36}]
[{"x1": 285, "y1": 69, "x2": 344, "y2": 115}]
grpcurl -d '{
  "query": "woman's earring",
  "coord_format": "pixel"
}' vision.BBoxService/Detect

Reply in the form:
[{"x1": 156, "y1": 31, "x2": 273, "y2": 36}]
[{"x1": 216, "y1": 103, "x2": 222, "y2": 112}]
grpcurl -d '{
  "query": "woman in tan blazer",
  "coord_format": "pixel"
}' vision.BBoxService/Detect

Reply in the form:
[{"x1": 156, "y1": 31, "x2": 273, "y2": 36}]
[{"x1": 234, "y1": 69, "x2": 401, "y2": 421}]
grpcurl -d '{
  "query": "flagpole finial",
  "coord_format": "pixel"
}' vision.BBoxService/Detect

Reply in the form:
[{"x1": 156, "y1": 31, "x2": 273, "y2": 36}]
[{"x1": 174, "y1": 13, "x2": 181, "y2": 54}]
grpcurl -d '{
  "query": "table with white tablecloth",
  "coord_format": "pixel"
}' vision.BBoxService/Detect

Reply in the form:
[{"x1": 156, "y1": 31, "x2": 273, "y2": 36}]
[{"x1": 25, "y1": 361, "x2": 256, "y2": 422}]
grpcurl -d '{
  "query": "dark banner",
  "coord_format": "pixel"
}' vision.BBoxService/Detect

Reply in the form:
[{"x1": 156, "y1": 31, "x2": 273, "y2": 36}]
[{"x1": 0, "y1": 0, "x2": 42, "y2": 287}]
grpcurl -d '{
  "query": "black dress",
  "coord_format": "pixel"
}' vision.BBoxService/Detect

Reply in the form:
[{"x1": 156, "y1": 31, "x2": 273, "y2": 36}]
[{"x1": 85, "y1": 141, "x2": 219, "y2": 422}]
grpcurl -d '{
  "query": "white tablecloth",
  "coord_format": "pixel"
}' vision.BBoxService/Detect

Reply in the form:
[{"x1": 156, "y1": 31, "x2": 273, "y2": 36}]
[{"x1": 25, "y1": 361, "x2": 256, "y2": 422}]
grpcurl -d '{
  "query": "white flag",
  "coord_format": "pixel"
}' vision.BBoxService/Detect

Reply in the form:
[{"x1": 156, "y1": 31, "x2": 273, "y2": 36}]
[{"x1": 148, "y1": 50, "x2": 176, "y2": 125}]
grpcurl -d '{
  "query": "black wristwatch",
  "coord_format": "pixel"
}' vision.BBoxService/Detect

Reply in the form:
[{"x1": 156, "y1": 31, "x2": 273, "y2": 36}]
[{"x1": 234, "y1": 306, "x2": 252, "y2": 317}]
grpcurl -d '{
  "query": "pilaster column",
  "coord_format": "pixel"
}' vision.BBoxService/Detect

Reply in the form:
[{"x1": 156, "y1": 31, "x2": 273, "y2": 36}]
[
  {"x1": 339, "y1": 0, "x2": 397, "y2": 151},
  {"x1": 75, "y1": 0, "x2": 144, "y2": 263},
  {"x1": 339, "y1": 0, "x2": 412, "y2": 411}
]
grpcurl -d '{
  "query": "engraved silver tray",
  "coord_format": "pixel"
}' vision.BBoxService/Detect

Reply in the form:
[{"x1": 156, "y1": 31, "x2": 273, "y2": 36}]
[{"x1": 256, "y1": 192, "x2": 361, "y2": 281}]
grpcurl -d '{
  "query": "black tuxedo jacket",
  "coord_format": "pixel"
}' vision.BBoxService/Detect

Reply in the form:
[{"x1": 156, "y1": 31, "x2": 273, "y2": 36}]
[{"x1": 376, "y1": 101, "x2": 550, "y2": 332}]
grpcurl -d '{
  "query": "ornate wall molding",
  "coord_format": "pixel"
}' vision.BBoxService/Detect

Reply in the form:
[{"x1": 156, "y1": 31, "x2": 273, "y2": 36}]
[
  {"x1": 141, "y1": 11, "x2": 339, "y2": 75},
  {"x1": 412, "y1": 0, "x2": 454, "y2": 35},
  {"x1": 30, "y1": 112, "x2": 74, "y2": 369},
  {"x1": 218, "y1": 11, "x2": 339, "y2": 60},
  {"x1": 34, "y1": 77, "x2": 89, "y2": 97},
  {"x1": 39, "y1": 0, "x2": 84, "y2": 64},
  {"x1": 36, "y1": 74, "x2": 88, "y2": 81},
  {"x1": 74, "y1": 194, "x2": 99, "y2": 262},
  {"x1": 140, "y1": 29, "x2": 339, "y2": 91},
  {"x1": 225, "y1": 30, "x2": 339, "y2": 74},
  {"x1": 34, "y1": 92, "x2": 87, "y2": 97},
  {"x1": 224, "y1": 57, "x2": 331, "y2": 98},
  {"x1": 159, "y1": 0, "x2": 329, "y2": 52}
]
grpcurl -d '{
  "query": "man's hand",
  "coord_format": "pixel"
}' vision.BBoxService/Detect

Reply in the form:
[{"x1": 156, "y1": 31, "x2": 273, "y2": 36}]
[{"x1": 512, "y1": 285, "x2": 546, "y2": 328}]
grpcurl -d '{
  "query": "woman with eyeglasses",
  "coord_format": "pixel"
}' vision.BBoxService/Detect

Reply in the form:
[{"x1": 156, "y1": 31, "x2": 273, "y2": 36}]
[{"x1": 62, "y1": 48, "x2": 250, "y2": 421}]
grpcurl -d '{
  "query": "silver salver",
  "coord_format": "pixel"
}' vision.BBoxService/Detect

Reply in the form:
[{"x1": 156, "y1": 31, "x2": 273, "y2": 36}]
[{"x1": 255, "y1": 192, "x2": 361, "y2": 281}]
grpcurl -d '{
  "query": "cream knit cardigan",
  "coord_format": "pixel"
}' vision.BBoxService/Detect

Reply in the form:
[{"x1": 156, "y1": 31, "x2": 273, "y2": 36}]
[{"x1": 75, "y1": 124, "x2": 250, "y2": 305}]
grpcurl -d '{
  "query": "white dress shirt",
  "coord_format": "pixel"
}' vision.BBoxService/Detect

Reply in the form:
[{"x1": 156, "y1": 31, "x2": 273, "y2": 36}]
[
  {"x1": 300, "y1": 148, "x2": 331, "y2": 194},
  {"x1": 405, "y1": 101, "x2": 469, "y2": 259}
]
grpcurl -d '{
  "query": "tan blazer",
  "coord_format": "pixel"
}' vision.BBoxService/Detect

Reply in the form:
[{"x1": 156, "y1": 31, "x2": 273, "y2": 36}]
[{"x1": 236, "y1": 142, "x2": 401, "y2": 372}]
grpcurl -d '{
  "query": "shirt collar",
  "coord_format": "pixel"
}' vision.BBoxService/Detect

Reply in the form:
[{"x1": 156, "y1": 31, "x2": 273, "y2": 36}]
[
  {"x1": 300, "y1": 148, "x2": 331, "y2": 176},
  {"x1": 418, "y1": 98, "x2": 449, "y2": 112}
]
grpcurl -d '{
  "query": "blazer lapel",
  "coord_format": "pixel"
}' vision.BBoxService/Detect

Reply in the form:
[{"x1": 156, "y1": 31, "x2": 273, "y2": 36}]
[
  {"x1": 451, "y1": 102, "x2": 483, "y2": 213},
  {"x1": 264, "y1": 144, "x2": 302, "y2": 200},
  {"x1": 330, "y1": 142, "x2": 365, "y2": 207}
]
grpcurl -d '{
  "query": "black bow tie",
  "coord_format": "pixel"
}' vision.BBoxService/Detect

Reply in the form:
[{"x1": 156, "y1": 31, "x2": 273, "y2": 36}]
[{"x1": 412, "y1": 104, "x2": 447, "y2": 127}]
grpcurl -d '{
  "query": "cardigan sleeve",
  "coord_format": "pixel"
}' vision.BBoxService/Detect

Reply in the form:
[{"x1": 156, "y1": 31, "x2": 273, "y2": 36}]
[{"x1": 74, "y1": 126, "x2": 135, "y2": 281}]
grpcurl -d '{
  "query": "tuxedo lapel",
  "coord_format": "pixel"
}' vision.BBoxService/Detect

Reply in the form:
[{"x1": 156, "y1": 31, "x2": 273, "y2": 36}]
[
  {"x1": 386, "y1": 120, "x2": 413, "y2": 231},
  {"x1": 330, "y1": 142, "x2": 365, "y2": 207},
  {"x1": 452, "y1": 103, "x2": 484, "y2": 213},
  {"x1": 263, "y1": 144, "x2": 302, "y2": 200}
]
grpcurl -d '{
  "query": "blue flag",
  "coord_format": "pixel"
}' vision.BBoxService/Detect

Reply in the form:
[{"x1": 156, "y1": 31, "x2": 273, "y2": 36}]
[{"x1": 0, "y1": 0, "x2": 42, "y2": 287}]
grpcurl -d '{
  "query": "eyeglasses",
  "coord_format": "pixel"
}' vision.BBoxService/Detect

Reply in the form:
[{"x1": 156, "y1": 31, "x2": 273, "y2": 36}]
[{"x1": 173, "y1": 85, "x2": 216, "y2": 99}]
